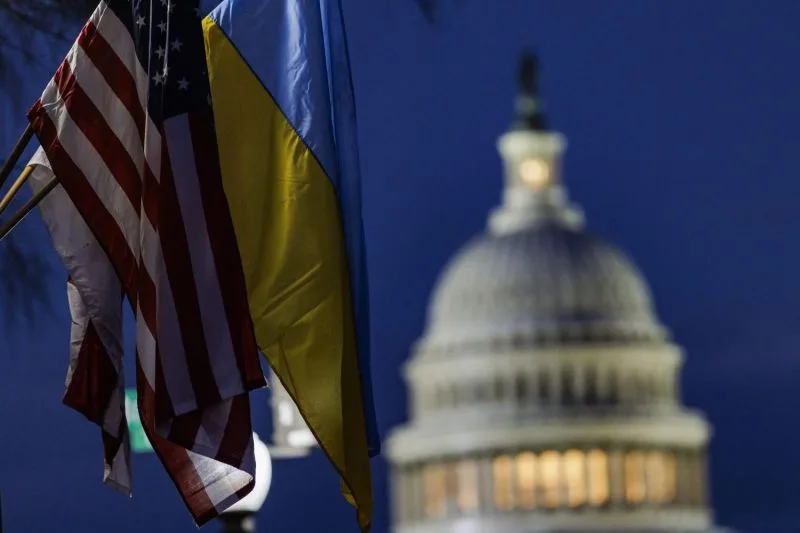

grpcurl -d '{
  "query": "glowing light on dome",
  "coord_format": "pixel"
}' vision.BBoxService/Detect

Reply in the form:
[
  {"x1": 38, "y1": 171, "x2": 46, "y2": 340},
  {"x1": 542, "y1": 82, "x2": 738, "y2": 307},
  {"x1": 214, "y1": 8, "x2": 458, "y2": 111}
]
[
  {"x1": 519, "y1": 157, "x2": 551, "y2": 189},
  {"x1": 564, "y1": 449, "x2": 587, "y2": 507}
]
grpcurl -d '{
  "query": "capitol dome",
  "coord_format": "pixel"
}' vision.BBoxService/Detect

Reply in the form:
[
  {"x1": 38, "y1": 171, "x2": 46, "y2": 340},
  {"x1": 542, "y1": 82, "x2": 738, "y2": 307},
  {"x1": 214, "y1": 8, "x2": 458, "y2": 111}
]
[
  {"x1": 386, "y1": 53, "x2": 734, "y2": 533},
  {"x1": 425, "y1": 223, "x2": 667, "y2": 351}
]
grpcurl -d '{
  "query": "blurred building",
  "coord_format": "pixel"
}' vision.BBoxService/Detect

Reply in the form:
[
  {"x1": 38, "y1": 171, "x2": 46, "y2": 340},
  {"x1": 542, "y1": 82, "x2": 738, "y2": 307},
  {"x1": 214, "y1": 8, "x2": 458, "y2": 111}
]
[{"x1": 385, "y1": 55, "x2": 735, "y2": 533}]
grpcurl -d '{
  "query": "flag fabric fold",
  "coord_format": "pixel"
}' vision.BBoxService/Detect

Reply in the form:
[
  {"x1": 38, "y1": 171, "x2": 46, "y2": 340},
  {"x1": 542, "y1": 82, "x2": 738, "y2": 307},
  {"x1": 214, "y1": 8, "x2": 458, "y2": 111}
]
[
  {"x1": 27, "y1": 0, "x2": 266, "y2": 524},
  {"x1": 203, "y1": 0, "x2": 379, "y2": 529},
  {"x1": 28, "y1": 151, "x2": 131, "y2": 494}
]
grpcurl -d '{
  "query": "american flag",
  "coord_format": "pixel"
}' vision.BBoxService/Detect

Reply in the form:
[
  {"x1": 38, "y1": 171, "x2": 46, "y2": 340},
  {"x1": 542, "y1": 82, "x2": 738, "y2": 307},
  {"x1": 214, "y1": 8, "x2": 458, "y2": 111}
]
[{"x1": 27, "y1": 0, "x2": 266, "y2": 524}]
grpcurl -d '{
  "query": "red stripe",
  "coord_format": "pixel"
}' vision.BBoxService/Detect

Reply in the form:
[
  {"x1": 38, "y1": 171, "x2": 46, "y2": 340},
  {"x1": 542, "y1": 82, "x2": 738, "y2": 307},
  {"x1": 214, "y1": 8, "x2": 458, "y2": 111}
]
[
  {"x1": 29, "y1": 103, "x2": 139, "y2": 308},
  {"x1": 167, "y1": 410, "x2": 203, "y2": 451},
  {"x1": 153, "y1": 343, "x2": 176, "y2": 425},
  {"x1": 79, "y1": 20, "x2": 146, "y2": 140},
  {"x1": 215, "y1": 395, "x2": 252, "y2": 465},
  {"x1": 157, "y1": 136, "x2": 221, "y2": 407},
  {"x1": 62, "y1": 313, "x2": 118, "y2": 425},
  {"x1": 52, "y1": 60, "x2": 142, "y2": 215},
  {"x1": 188, "y1": 110, "x2": 264, "y2": 389}
]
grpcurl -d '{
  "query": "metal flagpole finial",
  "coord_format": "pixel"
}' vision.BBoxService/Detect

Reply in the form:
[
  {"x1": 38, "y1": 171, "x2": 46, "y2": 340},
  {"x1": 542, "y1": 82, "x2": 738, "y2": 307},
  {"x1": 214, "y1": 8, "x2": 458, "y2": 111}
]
[
  {"x1": 518, "y1": 50, "x2": 539, "y2": 98},
  {"x1": 513, "y1": 49, "x2": 548, "y2": 132}
]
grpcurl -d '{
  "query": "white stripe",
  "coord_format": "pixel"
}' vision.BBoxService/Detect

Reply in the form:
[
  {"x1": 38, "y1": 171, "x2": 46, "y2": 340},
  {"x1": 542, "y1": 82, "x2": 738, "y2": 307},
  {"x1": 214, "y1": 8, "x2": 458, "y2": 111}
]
[
  {"x1": 102, "y1": 384, "x2": 124, "y2": 437},
  {"x1": 136, "y1": 302, "x2": 157, "y2": 390},
  {"x1": 187, "y1": 450, "x2": 252, "y2": 509},
  {"x1": 193, "y1": 400, "x2": 232, "y2": 455},
  {"x1": 67, "y1": 42, "x2": 145, "y2": 177},
  {"x1": 164, "y1": 116, "x2": 243, "y2": 395},
  {"x1": 65, "y1": 281, "x2": 90, "y2": 389},
  {"x1": 104, "y1": 430, "x2": 132, "y2": 495}
]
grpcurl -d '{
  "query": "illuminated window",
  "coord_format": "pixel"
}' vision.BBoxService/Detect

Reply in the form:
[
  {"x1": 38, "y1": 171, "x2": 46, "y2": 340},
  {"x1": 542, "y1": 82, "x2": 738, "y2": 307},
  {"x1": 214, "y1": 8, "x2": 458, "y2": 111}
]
[
  {"x1": 423, "y1": 463, "x2": 447, "y2": 518},
  {"x1": 563, "y1": 450, "x2": 586, "y2": 507},
  {"x1": 646, "y1": 451, "x2": 667, "y2": 502},
  {"x1": 625, "y1": 451, "x2": 646, "y2": 504},
  {"x1": 538, "y1": 451, "x2": 561, "y2": 508},
  {"x1": 456, "y1": 460, "x2": 479, "y2": 513},
  {"x1": 493, "y1": 455, "x2": 515, "y2": 511},
  {"x1": 587, "y1": 449, "x2": 609, "y2": 506},
  {"x1": 519, "y1": 158, "x2": 552, "y2": 189},
  {"x1": 516, "y1": 452, "x2": 537, "y2": 509}
]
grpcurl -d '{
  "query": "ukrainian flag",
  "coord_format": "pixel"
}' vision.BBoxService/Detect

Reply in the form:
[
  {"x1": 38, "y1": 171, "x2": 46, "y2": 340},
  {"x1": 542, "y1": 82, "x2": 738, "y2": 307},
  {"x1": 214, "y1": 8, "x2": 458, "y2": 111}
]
[{"x1": 202, "y1": 0, "x2": 379, "y2": 529}]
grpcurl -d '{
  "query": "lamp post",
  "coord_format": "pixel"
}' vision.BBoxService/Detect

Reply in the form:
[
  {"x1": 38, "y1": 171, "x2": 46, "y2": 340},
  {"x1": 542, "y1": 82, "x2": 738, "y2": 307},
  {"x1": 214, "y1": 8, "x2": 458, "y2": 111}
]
[
  {"x1": 218, "y1": 433, "x2": 272, "y2": 533},
  {"x1": 268, "y1": 369, "x2": 318, "y2": 458}
]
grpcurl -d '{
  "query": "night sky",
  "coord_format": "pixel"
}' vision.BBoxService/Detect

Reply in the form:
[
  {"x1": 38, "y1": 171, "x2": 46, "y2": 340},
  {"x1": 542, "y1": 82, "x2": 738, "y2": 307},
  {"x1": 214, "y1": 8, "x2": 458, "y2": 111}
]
[{"x1": 1, "y1": 1, "x2": 799, "y2": 532}]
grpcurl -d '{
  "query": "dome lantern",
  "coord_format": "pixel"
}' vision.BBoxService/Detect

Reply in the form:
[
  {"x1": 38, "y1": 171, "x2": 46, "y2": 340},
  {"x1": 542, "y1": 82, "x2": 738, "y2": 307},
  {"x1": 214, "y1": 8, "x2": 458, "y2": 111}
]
[{"x1": 490, "y1": 51, "x2": 584, "y2": 235}]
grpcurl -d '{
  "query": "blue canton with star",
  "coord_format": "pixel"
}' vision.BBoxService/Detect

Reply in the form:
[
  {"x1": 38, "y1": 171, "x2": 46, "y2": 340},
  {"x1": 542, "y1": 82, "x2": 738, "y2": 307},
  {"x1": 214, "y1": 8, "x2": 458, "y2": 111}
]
[{"x1": 118, "y1": 0, "x2": 211, "y2": 123}]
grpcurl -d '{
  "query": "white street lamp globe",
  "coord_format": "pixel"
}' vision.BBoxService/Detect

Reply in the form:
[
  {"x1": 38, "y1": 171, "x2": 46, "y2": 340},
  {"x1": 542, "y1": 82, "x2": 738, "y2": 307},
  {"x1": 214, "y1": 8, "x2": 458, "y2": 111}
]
[{"x1": 224, "y1": 433, "x2": 272, "y2": 514}]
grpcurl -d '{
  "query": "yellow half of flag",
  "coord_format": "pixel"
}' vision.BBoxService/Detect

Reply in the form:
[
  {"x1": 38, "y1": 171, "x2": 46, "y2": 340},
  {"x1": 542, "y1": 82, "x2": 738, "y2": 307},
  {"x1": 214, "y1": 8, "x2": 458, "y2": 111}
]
[{"x1": 203, "y1": 0, "x2": 378, "y2": 530}]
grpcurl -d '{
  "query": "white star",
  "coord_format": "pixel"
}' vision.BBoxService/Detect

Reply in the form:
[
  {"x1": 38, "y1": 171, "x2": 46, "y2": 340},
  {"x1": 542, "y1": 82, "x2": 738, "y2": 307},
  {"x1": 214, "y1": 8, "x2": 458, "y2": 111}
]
[
  {"x1": 155, "y1": 46, "x2": 165, "y2": 59},
  {"x1": 157, "y1": 20, "x2": 167, "y2": 32},
  {"x1": 160, "y1": 0, "x2": 168, "y2": 5},
  {"x1": 194, "y1": 7, "x2": 201, "y2": 17},
  {"x1": 170, "y1": 39, "x2": 183, "y2": 52},
  {"x1": 136, "y1": 15, "x2": 146, "y2": 27},
  {"x1": 153, "y1": 72, "x2": 165, "y2": 85},
  {"x1": 168, "y1": 3, "x2": 176, "y2": 13},
  {"x1": 178, "y1": 78, "x2": 190, "y2": 90}
]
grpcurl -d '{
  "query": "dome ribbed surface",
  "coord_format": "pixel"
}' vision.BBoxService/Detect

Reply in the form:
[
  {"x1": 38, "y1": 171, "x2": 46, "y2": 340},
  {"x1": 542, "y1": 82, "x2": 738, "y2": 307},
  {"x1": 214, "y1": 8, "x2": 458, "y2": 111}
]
[{"x1": 423, "y1": 224, "x2": 665, "y2": 351}]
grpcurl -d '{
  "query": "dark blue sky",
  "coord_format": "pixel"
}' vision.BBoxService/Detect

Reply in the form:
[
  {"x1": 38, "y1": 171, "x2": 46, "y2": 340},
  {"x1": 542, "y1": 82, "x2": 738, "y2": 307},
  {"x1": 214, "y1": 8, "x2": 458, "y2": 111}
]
[{"x1": 2, "y1": 0, "x2": 799, "y2": 531}]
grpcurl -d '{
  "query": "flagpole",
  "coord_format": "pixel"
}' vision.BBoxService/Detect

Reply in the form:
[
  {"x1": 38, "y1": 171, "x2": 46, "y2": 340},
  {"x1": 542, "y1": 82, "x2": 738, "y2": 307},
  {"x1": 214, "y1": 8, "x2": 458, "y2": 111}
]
[
  {"x1": 0, "y1": 166, "x2": 34, "y2": 218},
  {"x1": 0, "y1": 124, "x2": 34, "y2": 191},
  {"x1": 0, "y1": 177, "x2": 57, "y2": 242}
]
